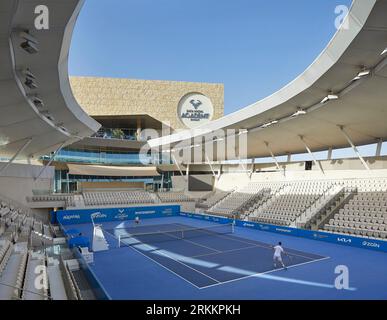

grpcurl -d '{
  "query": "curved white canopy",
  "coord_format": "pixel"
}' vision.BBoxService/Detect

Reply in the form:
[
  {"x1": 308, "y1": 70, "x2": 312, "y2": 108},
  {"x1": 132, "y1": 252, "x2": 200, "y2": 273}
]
[
  {"x1": 0, "y1": 0, "x2": 100, "y2": 159},
  {"x1": 149, "y1": 0, "x2": 387, "y2": 160}
]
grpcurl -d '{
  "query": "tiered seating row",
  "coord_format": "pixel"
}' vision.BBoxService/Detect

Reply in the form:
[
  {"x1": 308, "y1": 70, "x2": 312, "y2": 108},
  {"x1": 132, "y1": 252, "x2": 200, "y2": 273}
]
[
  {"x1": 157, "y1": 192, "x2": 193, "y2": 203},
  {"x1": 83, "y1": 191, "x2": 155, "y2": 206},
  {"x1": 323, "y1": 182, "x2": 387, "y2": 239}
]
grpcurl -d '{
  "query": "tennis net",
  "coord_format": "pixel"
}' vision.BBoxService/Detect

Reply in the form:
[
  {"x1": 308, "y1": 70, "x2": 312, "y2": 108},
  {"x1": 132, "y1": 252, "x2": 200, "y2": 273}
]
[{"x1": 117, "y1": 223, "x2": 234, "y2": 247}]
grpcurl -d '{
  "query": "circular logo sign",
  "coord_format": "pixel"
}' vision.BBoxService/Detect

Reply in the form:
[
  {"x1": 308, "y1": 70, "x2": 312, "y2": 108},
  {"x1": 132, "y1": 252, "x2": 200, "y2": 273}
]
[{"x1": 177, "y1": 93, "x2": 214, "y2": 129}]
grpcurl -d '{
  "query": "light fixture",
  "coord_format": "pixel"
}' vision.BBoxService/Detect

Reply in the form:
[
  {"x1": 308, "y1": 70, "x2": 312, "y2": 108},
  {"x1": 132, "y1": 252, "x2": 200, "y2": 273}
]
[
  {"x1": 321, "y1": 94, "x2": 339, "y2": 104},
  {"x1": 58, "y1": 125, "x2": 68, "y2": 133},
  {"x1": 19, "y1": 31, "x2": 39, "y2": 54},
  {"x1": 261, "y1": 120, "x2": 278, "y2": 129},
  {"x1": 23, "y1": 69, "x2": 38, "y2": 89},
  {"x1": 27, "y1": 95, "x2": 44, "y2": 110},
  {"x1": 291, "y1": 109, "x2": 307, "y2": 117},
  {"x1": 238, "y1": 129, "x2": 248, "y2": 135},
  {"x1": 353, "y1": 69, "x2": 371, "y2": 81},
  {"x1": 41, "y1": 111, "x2": 55, "y2": 122},
  {"x1": 381, "y1": 48, "x2": 387, "y2": 55}
]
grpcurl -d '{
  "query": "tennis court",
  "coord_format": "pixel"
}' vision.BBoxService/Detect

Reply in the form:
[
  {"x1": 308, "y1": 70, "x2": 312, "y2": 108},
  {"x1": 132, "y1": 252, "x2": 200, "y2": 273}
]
[
  {"x1": 61, "y1": 216, "x2": 387, "y2": 299},
  {"x1": 104, "y1": 222, "x2": 327, "y2": 289}
]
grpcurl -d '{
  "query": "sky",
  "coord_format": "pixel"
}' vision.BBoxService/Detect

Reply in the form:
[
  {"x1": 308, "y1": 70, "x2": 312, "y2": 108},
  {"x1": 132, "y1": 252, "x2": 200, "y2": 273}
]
[{"x1": 69, "y1": 0, "x2": 386, "y2": 162}]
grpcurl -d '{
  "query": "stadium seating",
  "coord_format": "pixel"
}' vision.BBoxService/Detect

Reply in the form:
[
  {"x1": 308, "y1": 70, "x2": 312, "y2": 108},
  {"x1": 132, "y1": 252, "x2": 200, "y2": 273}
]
[
  {"x1": 0, "y1": 196, "x2": 86, "y2": 300},
  {"x1": 322, "y1": 179, "x2": 387, "y2": 239},
  {"x1": 157, "y1": 191, "x2": 193, "y2": 203},
  {"x1": 83, "y1": 191, "x2": 156, "y2": 206},
  {"x1": 207, "y1": 182, "x2": 281, "y2": 217},
  {"x1": 27, "y1": 195, "x2": 75, "y2": 208},
  {"x1": 204, "y1": 176, "x2": 387, "y2": 240},
  {"x1": 201, "y1": 190, "x2": 233, "y2": 208},
  {"x1": 250, "y1": 181, "x2": 336, "y2": 225}
]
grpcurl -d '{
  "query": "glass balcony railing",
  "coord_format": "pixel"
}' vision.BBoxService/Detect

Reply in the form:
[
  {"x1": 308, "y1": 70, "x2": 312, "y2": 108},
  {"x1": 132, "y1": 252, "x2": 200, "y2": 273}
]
[
  {"x1": 92, "y1": 127, "x2": 145, "y2": 141},
  {"x1": 41, "y1": 149, "x2": 171, "y2": 165}
]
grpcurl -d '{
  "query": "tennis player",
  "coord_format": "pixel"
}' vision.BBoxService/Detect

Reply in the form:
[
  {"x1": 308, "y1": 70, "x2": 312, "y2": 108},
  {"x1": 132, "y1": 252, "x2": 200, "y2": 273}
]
[
  {"x1": 134, "y1": 216, "x2": 140, "y2": 225},
  {"x1": 273, "y1": 242, "x2": 288, "y2": 270}
]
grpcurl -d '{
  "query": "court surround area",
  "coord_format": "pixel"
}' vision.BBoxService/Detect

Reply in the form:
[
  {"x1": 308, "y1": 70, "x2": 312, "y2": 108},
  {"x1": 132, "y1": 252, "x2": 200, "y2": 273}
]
[{"x1": 62, "y1": 215, "x2": 387, "y2": 300}]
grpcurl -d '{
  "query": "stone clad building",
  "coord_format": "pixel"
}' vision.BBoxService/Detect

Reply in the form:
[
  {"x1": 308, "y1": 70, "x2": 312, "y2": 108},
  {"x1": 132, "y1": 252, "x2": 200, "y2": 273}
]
[{"x1": 70, "y1": 76, "x2": 224, "y2": 131}]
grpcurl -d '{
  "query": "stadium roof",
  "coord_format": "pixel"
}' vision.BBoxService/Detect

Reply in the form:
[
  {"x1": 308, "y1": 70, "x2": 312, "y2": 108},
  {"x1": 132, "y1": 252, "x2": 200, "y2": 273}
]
[
  {"x1": 0, "y1": 0, "x2": 100, "y2": 160},
  {"x1": 148, "y1": 0, "x2": 387, "y2": 161}
]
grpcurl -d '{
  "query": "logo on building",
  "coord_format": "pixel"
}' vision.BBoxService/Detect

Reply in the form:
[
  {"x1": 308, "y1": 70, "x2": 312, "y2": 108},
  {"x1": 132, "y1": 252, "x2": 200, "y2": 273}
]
[
  {"x1": 190, "y1": 99, "x2": 203, "y2": 109},
  {"x1": 178, "y1": 93, "x2": 214, "y2": 128}
]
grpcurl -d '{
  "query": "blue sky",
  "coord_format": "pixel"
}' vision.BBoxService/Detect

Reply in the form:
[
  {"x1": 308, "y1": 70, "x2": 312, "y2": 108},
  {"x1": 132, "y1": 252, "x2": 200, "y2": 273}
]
[{"x1": 69, "y1": 0, "x2": 386, "y2": 161}]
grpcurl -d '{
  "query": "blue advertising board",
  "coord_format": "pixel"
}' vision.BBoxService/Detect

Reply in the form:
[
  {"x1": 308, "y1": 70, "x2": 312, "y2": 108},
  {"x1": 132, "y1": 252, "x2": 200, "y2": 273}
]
[
  {"x1": 181, "y1": 212, "x2": 387, "y2": 253},
  {"x1": 56, "y1": 205, "x2": 180, "y2": 225}
]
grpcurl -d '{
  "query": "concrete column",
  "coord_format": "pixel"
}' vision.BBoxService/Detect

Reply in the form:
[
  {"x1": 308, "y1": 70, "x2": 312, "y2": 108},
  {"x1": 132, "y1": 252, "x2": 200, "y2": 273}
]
[{"x1": 136, "y1": 118, "x2": 142, "y2": 141}]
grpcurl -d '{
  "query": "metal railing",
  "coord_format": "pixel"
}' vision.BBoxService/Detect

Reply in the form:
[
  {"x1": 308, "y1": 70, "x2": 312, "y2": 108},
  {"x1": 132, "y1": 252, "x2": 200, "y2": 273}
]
[{"x1": 0, "y1": 281, "x2": 52, "y2": 300}]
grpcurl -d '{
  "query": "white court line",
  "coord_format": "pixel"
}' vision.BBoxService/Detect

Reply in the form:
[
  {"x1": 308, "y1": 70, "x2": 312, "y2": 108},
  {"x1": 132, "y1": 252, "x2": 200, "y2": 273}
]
[
  {"x1": 210, "y1": 232, "x2": 324, "y2": 261},
  {"x1": 105, "y1": 226, "x2": 329, "y2": 290},
  {"x1": 166, "y1": 225, "x2": 288, "y2": 259},
  {"x1": 191, "y1": 244, "x2": 267, "y2": 259},
  {"x1": 199, "y1": 256, "x2": 331, "y2": 290},
  {"x1": 162, "y1": 231, "x2": 222, "y2": 254},
  {"x1": 120, "y1": 224, "x2": 222, "y2": 254},
  {"x1": 105, "y1": 230, "x2": 220, "y2": 288}
]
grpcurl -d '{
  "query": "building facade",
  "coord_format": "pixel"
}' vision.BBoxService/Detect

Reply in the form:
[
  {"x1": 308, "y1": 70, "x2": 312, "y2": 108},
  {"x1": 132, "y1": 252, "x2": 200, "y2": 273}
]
[{"x1": 46, "y1": 77, "x2": 224, "y2": 193}]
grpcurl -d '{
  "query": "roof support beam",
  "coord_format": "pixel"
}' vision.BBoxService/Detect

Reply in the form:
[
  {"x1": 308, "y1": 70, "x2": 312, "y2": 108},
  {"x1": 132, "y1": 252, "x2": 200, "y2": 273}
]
[
  {"x1": 264, "y1": 142, "x2": 280, "y2": 170},
  {"x1": 0, "y1": 138, "x2": 33, "y2": 176},
  {"x1": 239, "y1": 158, "x2": 251, "y2": 178},
  {"x1": 287, "y1": 153, "x2": 292, "y2": 163},
  {"x1": 249, "y1": 158, "x2": 255, "y2": 179},
  {"x1": 186, "y1": 163, "x2": 190, "y2": 177},
  {"x1": 206, "y1": 155, "x2": 220, "y2": 180},
  {"x1": 339, "y1": 126, "x2": 370, "y2": 171},
  {"x1": 376, "y1": 139, "x2": 383, "y2": 157},
  {"x1": 171, "y1": 153, "x2": 187, "y2": 181},
  {"x1": 34, "y1": 142, "x2": 66, "y2": 181},
  {"x1": 299, "y1": 136, "x2": 324, "y2": 174},
  {"x1": 327, "y1": 147, "x2": 333, "y2": 161}
]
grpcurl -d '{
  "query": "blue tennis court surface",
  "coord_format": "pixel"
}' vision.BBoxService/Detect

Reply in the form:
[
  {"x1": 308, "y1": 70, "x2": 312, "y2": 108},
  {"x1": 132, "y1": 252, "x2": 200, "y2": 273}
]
[
  {"x1": 62, "y1": 216, "x2": 387, "y2": 299},
  {"x1": 105, "y1": 222, "x2": 327, "y2": 289}
]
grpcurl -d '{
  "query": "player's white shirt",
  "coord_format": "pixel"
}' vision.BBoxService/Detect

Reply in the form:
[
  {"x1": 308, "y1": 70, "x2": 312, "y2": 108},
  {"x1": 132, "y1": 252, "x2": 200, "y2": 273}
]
[{"x1": 273, "y1": 245, "x2": 284, "y2": 257}]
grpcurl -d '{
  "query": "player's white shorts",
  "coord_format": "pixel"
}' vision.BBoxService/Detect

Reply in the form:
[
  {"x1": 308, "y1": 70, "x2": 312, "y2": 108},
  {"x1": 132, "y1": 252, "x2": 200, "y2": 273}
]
[{"x1": 273, "y1": 255, "x2": 283, "y2": 263}]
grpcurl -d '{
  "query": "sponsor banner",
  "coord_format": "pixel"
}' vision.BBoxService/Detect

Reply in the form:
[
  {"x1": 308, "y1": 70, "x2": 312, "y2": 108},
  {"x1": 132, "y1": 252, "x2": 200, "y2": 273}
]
[
  {"x1": 180, "y1": 212, "x2": 232, "y2": 225},
  {"x1": 57, "y1": 205, "x2": 180, "y2": 225},
  {"x1": 182, "y1": 213, "x2": 387, "y2": 253},
  {"x1": 50, "y1": 210, "x2": 57, "y2": 224}
]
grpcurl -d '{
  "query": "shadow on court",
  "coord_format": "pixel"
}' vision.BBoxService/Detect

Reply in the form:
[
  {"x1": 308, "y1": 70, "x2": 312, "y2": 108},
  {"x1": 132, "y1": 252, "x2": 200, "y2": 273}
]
[{"x1": 105, "y1": 223, "x2": 327, "y2": 289}]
